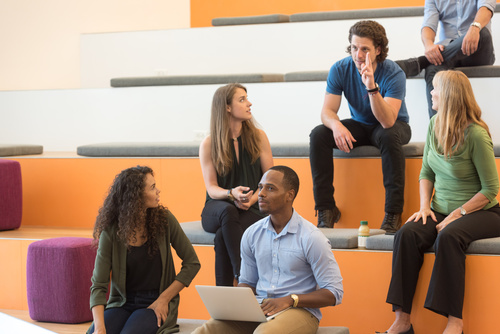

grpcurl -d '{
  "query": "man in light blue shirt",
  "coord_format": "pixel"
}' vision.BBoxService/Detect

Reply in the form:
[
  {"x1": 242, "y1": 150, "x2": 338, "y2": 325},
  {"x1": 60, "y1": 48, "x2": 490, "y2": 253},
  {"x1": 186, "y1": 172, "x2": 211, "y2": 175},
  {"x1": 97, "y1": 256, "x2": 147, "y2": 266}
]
[
  {"x1": 397, "y1": 0, "x2": 496, "y2": 117},
  {"x1": 193, "y1": 166, "x2": 344, "y2": 334}
]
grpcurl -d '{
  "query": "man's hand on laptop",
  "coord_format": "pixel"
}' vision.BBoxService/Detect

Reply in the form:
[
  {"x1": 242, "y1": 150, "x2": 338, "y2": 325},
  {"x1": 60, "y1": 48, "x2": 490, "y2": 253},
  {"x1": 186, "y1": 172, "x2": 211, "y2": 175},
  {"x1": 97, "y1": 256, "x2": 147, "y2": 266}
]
[{"x1": 261, "y1": 297, "x2": 293, "y2": 316}]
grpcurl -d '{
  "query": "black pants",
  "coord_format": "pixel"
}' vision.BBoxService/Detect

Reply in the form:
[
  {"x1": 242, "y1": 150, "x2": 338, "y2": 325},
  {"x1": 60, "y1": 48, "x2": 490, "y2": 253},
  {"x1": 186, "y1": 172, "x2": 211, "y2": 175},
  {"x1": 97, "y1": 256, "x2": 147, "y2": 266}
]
[
  {"x1": 309, "y1": 120, "x2": 411, "y2": 214},
  {"x1": 424, "y1": 28, "x2": 495, "y2": 118},
  {"x1": 201, "y1": 200, "x2": 262, "y2": 286},
  {"x1": 386, "y1": 205, "x2": 500, "y2": 318}
]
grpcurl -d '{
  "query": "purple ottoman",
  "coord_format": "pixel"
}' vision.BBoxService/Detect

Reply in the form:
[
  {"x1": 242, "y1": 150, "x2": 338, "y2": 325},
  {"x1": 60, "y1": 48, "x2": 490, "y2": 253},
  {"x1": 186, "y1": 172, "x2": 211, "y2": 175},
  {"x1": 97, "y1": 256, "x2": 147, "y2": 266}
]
[
  {"x1": 27, "y1": 237, "x2": 96, "y2": 323},
  {"x1": 0, "y1": 159, "x2": 22, "y2": 230}
]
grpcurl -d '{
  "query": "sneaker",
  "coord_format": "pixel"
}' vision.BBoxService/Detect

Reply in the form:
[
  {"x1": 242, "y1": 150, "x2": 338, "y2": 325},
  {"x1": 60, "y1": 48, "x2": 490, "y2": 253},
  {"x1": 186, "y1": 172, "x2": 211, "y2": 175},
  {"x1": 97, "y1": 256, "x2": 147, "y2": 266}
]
[
  {"x1": 380, "y1": 212, "x2": 402, "y2": 234},
  {"x1": 317, "y1": 207, "x2": 341, "y2": 228},
  {"x1": 395, "y1": 57, "x2": 421, "y2": 77}
]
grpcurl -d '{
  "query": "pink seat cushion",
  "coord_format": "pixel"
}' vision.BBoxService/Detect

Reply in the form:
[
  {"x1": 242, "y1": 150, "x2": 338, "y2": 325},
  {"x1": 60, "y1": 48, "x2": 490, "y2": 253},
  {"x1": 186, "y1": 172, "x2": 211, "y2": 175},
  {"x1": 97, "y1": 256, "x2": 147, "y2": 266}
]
[
  {"x1": 27, "y1": 237, "x2": 97, "y2": 323},
  {"x1": 0, "y1": 159, "x2": 22, "y2": 230}
]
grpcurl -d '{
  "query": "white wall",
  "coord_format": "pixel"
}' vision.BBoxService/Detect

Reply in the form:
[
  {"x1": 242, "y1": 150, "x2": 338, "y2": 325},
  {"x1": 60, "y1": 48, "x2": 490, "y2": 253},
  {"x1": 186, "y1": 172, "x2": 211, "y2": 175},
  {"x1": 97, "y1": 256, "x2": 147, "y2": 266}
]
[
  {"x1": 80, "y1": 15, "x2": 500, "y2": 89},
  {"x1": 0, "y1": 0, "x2": 190, "y2": 91},
  {"x1": 1, "y1": 77, "x2": 499, "y2": 152}
]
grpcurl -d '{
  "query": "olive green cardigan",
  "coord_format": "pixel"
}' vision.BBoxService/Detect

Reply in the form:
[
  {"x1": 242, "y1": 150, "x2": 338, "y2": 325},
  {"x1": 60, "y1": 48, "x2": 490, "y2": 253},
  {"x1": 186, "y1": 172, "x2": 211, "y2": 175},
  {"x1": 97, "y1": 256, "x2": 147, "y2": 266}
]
[{"x1": 88, "y1": 210, "x2": 201, "y2": 334}]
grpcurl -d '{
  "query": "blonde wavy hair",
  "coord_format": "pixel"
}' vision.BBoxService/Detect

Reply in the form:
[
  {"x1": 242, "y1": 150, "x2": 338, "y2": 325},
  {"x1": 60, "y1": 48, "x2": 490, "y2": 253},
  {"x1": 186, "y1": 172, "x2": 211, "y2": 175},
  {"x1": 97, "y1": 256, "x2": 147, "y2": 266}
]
[
  {"x1": 210, "y1": 83, "x2": 261, "y2": 175},
  {"x1": 433, "y1": 70, "x2": 490, "y2": 158}
]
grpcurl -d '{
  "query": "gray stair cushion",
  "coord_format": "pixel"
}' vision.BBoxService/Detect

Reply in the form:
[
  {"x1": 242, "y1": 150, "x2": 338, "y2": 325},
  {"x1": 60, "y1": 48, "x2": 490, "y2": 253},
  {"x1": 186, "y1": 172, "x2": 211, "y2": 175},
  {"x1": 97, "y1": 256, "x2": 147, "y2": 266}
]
[
  {"x1": 284, "y1": 71, "x2": 329, "y2": 82},
  {"x1": 110, "y1": 73, "x2": 284, "y2": 88},
  {"x1": 271, "y1": 143, "x2": 310, "y2": 157},
  {"x1": 76, "y1": 142, "x2": 428, "y2": 158},
  {"x1": 290, "y1": 6, "x2": 424, "y2": 23},
  {"x1": 0, "y1": 144, "x2": 43, "y2": 156},
  {"x1": 77, "y1": 142, "x2": 200, "y2": 157},
  {"x1": 366, "y1": 234, "x2": 500, "y2": 255},
  {"x1": 334, "y1": 142, "x2": 424, "y2": 158},
  {"x1": 181, "y1": 221, "x2": 215, "y2": 245},
  {"x1": 212, "y1": 14, "x2": 290, "y2": 26},
  {"x1": 181, "y1": 221, "x2": 384, "y2": 249},
  {"x1": 456, "y1": 65, "x2": 500, "y2": 78},
  {"x1": 319, "y1": 228, "x2": 386, "y2": 249}
]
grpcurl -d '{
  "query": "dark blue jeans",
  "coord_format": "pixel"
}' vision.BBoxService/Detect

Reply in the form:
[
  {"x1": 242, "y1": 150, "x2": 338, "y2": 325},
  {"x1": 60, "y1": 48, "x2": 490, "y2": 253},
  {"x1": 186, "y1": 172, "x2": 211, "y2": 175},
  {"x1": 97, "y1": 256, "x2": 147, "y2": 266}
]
[
  {"x1": 424, "y1": 28, "x2": 495, "y2": 117},
  {"x1": 309, "y1": 120, "x2": 411, "y2": 214},
  {"x1": 88, "y1": 290, "x2": 159, "y2": 334}
]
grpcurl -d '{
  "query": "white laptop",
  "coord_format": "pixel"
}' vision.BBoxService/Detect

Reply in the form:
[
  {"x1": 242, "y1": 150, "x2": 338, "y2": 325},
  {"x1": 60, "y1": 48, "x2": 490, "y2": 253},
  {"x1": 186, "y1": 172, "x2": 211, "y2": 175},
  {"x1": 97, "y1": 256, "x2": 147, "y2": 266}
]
[{"x1": 196, "y1": 285, "x2": 289, "y2": 322}]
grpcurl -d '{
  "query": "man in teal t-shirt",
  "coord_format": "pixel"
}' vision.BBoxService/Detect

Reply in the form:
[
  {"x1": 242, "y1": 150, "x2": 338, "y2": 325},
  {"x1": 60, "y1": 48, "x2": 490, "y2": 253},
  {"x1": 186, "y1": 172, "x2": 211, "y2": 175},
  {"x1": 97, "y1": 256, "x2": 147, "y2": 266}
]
[{"x1": 309, "y1": 20, "x2": 411, "y2": 233}]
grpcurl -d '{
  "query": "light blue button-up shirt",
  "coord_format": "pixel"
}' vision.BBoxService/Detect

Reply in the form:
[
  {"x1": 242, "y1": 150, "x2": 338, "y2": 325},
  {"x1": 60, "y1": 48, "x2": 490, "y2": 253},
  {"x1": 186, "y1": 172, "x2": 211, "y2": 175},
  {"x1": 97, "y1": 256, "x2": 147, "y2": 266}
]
[
  {"x1": 422, "y1": 0, "x2": 496, "y2": 44},
  {"x1": 239, "y1": 210, "x2": 344, "y2": 321}
]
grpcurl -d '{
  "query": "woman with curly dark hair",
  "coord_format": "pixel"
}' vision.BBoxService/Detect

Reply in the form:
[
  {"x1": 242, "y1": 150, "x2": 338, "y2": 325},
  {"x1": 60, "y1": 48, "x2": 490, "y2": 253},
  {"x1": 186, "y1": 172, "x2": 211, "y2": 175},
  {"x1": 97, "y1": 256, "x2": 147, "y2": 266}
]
[{"x1": 88, "y1": 166, "x2": 200, "y2": 334}]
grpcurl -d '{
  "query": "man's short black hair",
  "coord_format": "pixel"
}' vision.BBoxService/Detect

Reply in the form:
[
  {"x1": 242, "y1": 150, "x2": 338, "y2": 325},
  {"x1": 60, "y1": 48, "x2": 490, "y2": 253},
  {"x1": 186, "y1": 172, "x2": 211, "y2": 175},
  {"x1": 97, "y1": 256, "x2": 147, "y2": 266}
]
[{"x1": 269, "y1": 165, "x2": 299, "y2": 199}]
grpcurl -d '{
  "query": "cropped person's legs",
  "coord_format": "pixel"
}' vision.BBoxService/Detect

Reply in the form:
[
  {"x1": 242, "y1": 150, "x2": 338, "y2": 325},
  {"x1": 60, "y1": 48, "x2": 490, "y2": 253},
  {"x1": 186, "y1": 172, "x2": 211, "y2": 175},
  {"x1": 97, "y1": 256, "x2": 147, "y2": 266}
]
[
  {"x1": 386, "y1": 216, "x2": 439, "y2": 314},
  {"x1": 192, "y1": 318, "x2": 259, "y2": 334},
  {"x1": 309, "y1": 124, "x2": 337, "y2": 211},
  {"x1": 309, "y1": 121, "x2": 371, "y2": 227},
  {"x1": 87, "y1": 307, "x2": 131, "y2": 334},
  {"x1": 120, "y1": 308, "x2": 159, "y2": 334},
  {"x1": 425, "y1": 206, "x2": 500, "y2": 319},
  {"x1": 424, "y1": 28, "x2": 495, "y2": 118},
  {"x1": 254, "y1": 308, "x2": 319, "y2": 334},
  {"x1": 371, "y1": 121, "x2": 411, "y2": 232},
  {"x1": 202, "y1": 200, "x2": 261, "y2": 285},
  {"x1": 213, "y1": 228, "x2": 233, "y2": 286}
]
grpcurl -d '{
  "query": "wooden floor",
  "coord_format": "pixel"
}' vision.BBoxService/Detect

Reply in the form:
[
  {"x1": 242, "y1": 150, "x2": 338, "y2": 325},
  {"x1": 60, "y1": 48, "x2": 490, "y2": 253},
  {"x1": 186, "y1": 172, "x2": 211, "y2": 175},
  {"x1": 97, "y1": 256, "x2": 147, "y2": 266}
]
[{"x1": 1, "y1": 309, "x2": 91, "y2": 334}]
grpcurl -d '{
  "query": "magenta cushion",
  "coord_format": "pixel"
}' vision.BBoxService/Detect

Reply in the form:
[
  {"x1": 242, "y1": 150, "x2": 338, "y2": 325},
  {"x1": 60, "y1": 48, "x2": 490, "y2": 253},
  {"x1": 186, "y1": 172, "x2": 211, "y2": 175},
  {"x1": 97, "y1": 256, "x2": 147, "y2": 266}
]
[
  {"x1": 0, "y1": 159, "x2": 22, "y2": 230},
  {"x1": 27, "y1": 237, "x2": 97, "y2": 323}
]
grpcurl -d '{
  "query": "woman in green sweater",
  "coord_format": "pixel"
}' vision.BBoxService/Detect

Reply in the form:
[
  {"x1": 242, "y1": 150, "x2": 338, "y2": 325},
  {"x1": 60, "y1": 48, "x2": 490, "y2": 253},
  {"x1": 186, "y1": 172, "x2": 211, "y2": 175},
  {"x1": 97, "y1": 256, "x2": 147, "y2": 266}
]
[
  {"x1": 380, "y1": 70, "x2": 500, "y2": 334},
  {"x1": 88, "y1": 166, "x2": 200, "y2": 334}
]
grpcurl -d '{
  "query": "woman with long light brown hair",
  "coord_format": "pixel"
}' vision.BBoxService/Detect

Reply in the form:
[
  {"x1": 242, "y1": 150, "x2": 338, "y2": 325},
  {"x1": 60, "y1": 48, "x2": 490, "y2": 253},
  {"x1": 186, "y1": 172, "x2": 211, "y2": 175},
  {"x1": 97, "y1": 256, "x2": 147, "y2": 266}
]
[
  {"x1": 199, "y1": 83, "x2": 273, "y2": 286},
  {"x1": 379, "y1": 70, "x2": 500, "y2": 334}
]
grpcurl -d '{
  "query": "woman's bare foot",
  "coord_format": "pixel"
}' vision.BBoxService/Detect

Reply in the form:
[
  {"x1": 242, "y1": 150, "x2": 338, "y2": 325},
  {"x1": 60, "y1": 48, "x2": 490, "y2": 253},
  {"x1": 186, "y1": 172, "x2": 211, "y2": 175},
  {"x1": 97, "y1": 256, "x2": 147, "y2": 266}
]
[
  {"x1": 443, "y1": 316, "x2": 463, "y2": 334},
  {"x1": 383, "y1": 309, "x2": 411, "y2": 333}
]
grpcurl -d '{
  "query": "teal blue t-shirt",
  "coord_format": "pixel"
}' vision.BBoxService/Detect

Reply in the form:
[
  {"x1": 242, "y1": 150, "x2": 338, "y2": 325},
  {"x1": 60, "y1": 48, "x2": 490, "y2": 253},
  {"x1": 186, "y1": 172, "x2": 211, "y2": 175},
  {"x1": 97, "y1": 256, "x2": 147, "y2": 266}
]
[{"x1": 326, "y1": 56, "x2": 409, "y2": 125}]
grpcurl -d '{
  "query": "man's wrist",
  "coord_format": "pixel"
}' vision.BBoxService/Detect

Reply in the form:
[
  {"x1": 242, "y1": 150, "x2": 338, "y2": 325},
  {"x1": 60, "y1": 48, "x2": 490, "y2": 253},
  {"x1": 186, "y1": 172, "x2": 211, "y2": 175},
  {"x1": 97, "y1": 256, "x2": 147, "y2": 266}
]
[
  {"x1": 290, "y1": 294, "x2": 299, "y2": 308},
  {"x1": 470, "y1": 22, "x2": 482, "y2": 30}
]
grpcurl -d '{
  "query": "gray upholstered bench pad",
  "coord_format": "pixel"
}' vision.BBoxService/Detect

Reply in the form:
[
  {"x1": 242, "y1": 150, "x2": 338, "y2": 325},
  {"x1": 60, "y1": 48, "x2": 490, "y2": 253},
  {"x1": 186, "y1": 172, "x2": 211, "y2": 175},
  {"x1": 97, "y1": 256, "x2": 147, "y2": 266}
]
[
  {"x1": 77, "y1": 142, "x2": 200, "y2": 157},
  {"x1": 111, "y1": 74, "x2": 284, "y2": 87},
  {"x1": 182, "y1": 221, "x2": 384, "y2": 249},
  {"x1": 320, "y1": 228, "x2": 386, "y2": 249},
  {"x1": 334, "y1": 142, "x2": 424, "y2": 158},
  {"x1": 287, "y1": 66, "x2": 500, "y2": 82},
  {"x1": 212, "y1": 14, "x2": 290, "y2": 26},
  {"x1": 366, "y1": 234, "x2": 500, "y2": 255},
  {"x1": 0, "y1": 144, "x2": 43, "y2": 156},
  {"x1": 290, "y1": 6, "x2": 424, "y2": 22}
]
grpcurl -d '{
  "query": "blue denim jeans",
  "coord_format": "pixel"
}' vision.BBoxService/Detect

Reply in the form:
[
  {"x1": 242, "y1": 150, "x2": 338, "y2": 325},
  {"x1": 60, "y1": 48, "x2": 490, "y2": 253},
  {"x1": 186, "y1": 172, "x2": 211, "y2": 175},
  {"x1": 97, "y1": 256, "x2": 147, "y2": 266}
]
[{"x1": 88, "y1": 290, "x2": 159, "y2": 334}]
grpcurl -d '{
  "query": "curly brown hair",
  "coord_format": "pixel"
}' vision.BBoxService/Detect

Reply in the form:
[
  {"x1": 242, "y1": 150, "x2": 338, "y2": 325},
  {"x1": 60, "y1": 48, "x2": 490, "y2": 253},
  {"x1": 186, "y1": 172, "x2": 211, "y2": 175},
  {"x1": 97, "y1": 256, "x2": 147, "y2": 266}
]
[
  {"x1": 346, "y1": 20, "x2": 389, "y2": 63},
  {"x1": 93, "y1": 166, "x2": 167, "y2": 255}
]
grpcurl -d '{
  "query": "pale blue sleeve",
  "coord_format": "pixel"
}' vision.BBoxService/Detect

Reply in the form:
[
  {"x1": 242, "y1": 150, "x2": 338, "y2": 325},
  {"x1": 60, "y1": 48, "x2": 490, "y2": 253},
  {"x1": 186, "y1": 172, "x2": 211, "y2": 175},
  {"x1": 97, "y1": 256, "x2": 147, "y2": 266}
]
[
  {"x1": 238, "y1": 228, "x2": 259, "y2": 287},
  {"x1": 303, "y1": 230, "x2": 344, "y2": 305},
  {"x1": 422, "y1": 0, "x2": 440, "y2": 32}
]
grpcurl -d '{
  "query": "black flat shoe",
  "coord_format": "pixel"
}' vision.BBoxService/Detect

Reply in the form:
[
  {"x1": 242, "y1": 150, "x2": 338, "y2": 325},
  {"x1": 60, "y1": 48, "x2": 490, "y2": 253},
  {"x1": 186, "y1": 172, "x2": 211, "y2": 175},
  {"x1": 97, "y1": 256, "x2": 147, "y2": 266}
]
[{"x1": 376, "y1": 324, "x2": 414, "y2": 334}]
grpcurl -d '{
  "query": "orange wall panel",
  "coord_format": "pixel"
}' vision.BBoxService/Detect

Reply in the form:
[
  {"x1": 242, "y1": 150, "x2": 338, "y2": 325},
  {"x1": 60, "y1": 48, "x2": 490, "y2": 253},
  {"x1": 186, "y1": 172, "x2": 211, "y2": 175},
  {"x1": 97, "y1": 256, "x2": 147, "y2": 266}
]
[
  {"x1": 191, "y1": 0, "x2": 425, "y2": 27},
  {"x1": 12, "y1": 156, "x2": 423, "y2": 229}
]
